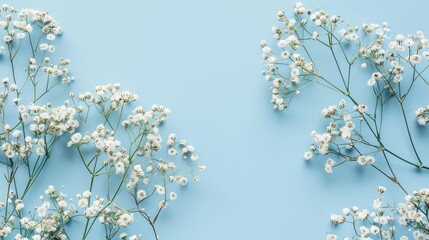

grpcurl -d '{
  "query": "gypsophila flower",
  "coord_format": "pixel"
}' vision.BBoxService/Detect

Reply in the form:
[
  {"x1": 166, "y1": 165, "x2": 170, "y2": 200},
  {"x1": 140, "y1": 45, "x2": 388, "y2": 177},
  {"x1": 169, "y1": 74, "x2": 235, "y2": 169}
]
[
  {"x1": 159, "y1": 200, "x2": 168, "y2": 209},
  {"x1": 136, "y1": 190, "x2": 147, "y2": 201},
  {"x1": 324, "y1": 158, "x2": 335, "y2": 173},
  {"x1": 356, "y1": 104, "x2": 368, "y2": 113},
  {"x1": 415, "y1": 105, "x2": 429, "y2": 125},
  {"x1": 169, "y1": 192, "x2": 177, "y2": 201},
  {"x1": 326, "y1": 233, "x2": 337, "y2": 240},
  {"x1": 303, "y1": 151, "x2": 313, "y2": 160},
  {"x1": 155, "y1": 185, "x2": 166, "y2": 195}
]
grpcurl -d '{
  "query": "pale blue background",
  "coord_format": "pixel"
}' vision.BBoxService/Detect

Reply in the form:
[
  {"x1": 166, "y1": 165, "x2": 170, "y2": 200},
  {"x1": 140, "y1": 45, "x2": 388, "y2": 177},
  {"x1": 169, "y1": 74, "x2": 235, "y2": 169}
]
[{"x1": 6, "y1": 0, "x2": 429, "y2": 239}]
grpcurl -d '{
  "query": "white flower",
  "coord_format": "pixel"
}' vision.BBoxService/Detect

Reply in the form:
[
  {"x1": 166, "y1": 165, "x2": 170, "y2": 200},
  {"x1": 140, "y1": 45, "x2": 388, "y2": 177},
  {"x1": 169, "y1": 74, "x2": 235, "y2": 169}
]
[
  {"x1": 6, "y1": 149, "x2": 15, "y2": 158},
  {"x1": 176, "y1": 176, "x2": 188, "y2": 186},
  {"x1": 262, "y1": 46, "x2": 271, "y2": 54},
  {"x1": 409, "y1": 54, "x2": 421, "y2": 64},
  {"x1": 128, "y1": 235, "x2": 139, "y2": 240},
  {"x1": 48, "y1": 45, "x2": 55, "y2": 52},
  {"x1": 134, "y1": 176, "x2": 146, "y2": 185},
  {"x1": 167, "y1": 148, "x2": 177, "y2": 156},
  {"x1": 46, "y1": 33, "x2": 55, "y2": 41},
  {"x1": 115, "y1": 162, "x2": 125, "y2": 175},
  {"x1": 404, "y1": 38, "x2": 414, "y2": 46},
  {"x1": 58, "y1": 200, "x2": 67, "y2": 208},
  {"x1": 370, "y1": 225, "x2": 380, "y2": 235},
  {"x1": 15, "y1": 199, "x2": 24, "y2": 211},
  {"x1": 82, "y1": 190, "x2": 91, "y2": 199},
  {"x1": 325, "y1": 158, "x2": 335, "y2": 173},
  {"x1": 342, "y1": 208, "x2": 350, "y2": 216},
  {"x1": 155, "y1": 185, "x2": 165, "y2": 195},
  {"x1": 136, "y1": 190, "x2": 146, "y2": 201},
  {"x1": 20, "y1": 217, "x2": 29, "y2": 225},
  {"x1": 117, "y1": 212, "x2": 134, "y2": 227},
  {"x1": 4, "y1": 35, "x2": 12, "y2": 43},
  {"x1": 393, "y1": 74, "x2": 403, "y2": 83},
  {"x1": 326, "y1": 233, "x2": 337, "y2": 240},
  {"x1": 169, "y1": 192, "x2": 177, "y2": 201},
  {"x1": 78, "y1": 199, "x2": 88, "y2": 208},
  {"x1": 281, "y1": 51, "x2": 290, "y2": 59},
  {"x1": 366, "y1": 156, "x2": 375, "y2": 164},
  {"x1": 45, "y1": 185, "x2": 56, "y2": 195},
  {"x1": 39, "y1": 43, "x2": 48, "y2": 51},
  {"x1": 198, "y1": 165, "x2": 206, "y2": 171},
  {"x1": 367, "y1": 78, "x2": 376, "y2": 86},
  {"x1": 12, "y1": 130, "x2": 21, "y2": 138},
  {"x1": 159, "y1": 200, "x2": 168, "y2": 209},
  {"x1": 377, "y1": 186, "x2": 386, "y2": 193},
  {"x1": 356, "y1": 210, "x2": 369, "y2": 220},
  {"x1": 16, "y1": 32, "x2": 25, "y2": 39},
  {"x1": 190, "y1": 153, "x2": 199, "y2": 161},
  {"x1": 395, "y1": 34, "x2": 405, "y2": 42},
  {"x1": 84, "y1": 206, "x2": 97, "y2": 218},
  {"x1": 356, "y1": 104, "x2": 368, "y2": 113},
  {"x1": 303, "y1": 151, "x2": 313, "y2": 160},
  {"x1": 312, "y1": 31, "x2": 319, "y2": 39},
  {"x1": 277, "y1": 39, "x2": 287, "y2": 48},
  {"x1": 357, "y1": 156, "x2": 367, "y2": 165},
  {"x1": 373, "y1": 197, "x2": 382, "y2": 209}
]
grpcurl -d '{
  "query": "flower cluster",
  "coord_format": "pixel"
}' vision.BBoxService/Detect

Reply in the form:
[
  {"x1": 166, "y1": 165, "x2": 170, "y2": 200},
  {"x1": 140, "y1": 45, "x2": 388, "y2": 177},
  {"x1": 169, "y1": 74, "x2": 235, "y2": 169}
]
[
  {"x1": 0, "y1": 4, "x2": 202, "y2": 240},
  {"x1": 0, "y1": 5, "x2": 78, "y2": 239},
  {"x1": 2, "y1": 5, "x2": 61, "y2": 42},
  {"x1": 327, "y1": 187, "x2": 429, "y2": 240},
  {"x1": 0, "y1": 186, "x2": 76, "y2": 240},
  {"x1": 76, "y1": 83, "x2": 138, "y2": 111},
  {"x1": 304, "y1": 100, "x2": 378, "y2": 173},
  {"x1": 122, "y1": 105, "x2": 170, "y2": 128},
  {"x1": 76, "y1": 191, "x2": 105, "y2": 219},
  {"x1": 264, "y1": 2, "x2": 429, "y2": 238},
  {"x1": 0, "y1": 99, "x2": 77, "y2": 163},
  {"x1": 397, "y1": 189, "x2": 429, "y2": 237},
  {"x1": 99, "y1": 206, "x2": 134, "y2": 228},
  {"x1": 2, "y1": 5, "x2": 74, "y2": 87},
  {"x1": 28, "y1": 103, "x2": 79, "y2": 136},
  {"x1": 66, "y1": 84, "x2": 204, "y2": 239},
  {"x1": 261, "y1": 38, "x2": 314, "y2": 110},
  {"x1": 359, "y1": 30, "x2": 429, "y2": 93}
]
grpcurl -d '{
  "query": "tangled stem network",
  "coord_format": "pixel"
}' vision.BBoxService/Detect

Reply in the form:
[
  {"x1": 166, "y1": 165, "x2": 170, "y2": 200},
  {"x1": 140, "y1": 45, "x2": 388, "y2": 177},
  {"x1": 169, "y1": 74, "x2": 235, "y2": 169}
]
[
  {"x1": 0, "y1": 4, "x2": 204, "y2": 240},
  {"x1": 262, "y1": 2, "x2": 429, "y2": 239}
]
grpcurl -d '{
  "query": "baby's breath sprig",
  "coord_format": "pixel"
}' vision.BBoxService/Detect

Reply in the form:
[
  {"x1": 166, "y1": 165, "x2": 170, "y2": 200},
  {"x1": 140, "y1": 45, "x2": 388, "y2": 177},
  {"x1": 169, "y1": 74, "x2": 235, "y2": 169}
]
[
  {"x1": 327, "y1": 187, "x2": 429, "y2": 239},
  {"x1": 0, "y1": 4, "x2": 203, "y2": 240},
  {"x1": 0, "y1": 4, "x2": 75, "y2": 240},
  {"x1": 263, "y1": 2, "x2": 429, "y2": 239},
  {"x1": 262, "y1": 2, "x2": 429, "y2": 193},
  {"x1": 67, "y1": 83, "x2": 204, "y2": 240}
]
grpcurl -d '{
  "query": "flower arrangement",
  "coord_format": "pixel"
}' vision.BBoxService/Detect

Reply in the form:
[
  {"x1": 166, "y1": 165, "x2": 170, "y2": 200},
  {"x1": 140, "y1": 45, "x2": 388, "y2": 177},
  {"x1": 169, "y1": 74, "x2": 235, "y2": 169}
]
[
  {"x1": 262, "y1": 2, "x2": 429, "y2": 239},
  {"x1": 0, "y1": 4, "x2": 204, "y2": 240}
]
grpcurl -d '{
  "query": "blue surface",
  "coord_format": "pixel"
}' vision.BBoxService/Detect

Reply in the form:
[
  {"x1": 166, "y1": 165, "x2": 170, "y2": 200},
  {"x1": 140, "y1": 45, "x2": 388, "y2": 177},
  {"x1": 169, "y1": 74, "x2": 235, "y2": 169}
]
[{"x1": 5, "y1": 0, "x2": 429, "y2": 239}]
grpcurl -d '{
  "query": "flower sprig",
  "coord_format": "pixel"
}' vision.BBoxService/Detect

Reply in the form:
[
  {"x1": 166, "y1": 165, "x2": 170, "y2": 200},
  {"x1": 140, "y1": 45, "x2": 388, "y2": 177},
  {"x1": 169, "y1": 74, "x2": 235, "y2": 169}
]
[
  {"x1": 67, "y1": 83, "x2": 204, "y2": 240},
  {"x1": 0, "y1": 4, "x2": 203, "y2": 240},
  {"x1": 327, "y1": 187, "x2": 429, "y2": 240},
  {"x1": 0, "y1": 4, "x2": 76, "y2": 240},
  {"x1": 262, "y1": 1, "x2": 429, "y2": 193},
  {"x1": 263, "y1": 2, "x2": 429, "y2": 239}
]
